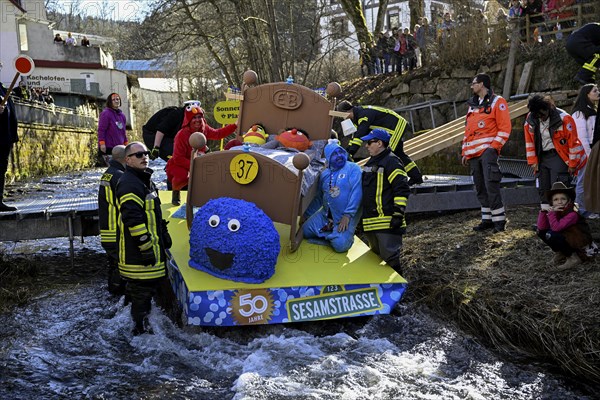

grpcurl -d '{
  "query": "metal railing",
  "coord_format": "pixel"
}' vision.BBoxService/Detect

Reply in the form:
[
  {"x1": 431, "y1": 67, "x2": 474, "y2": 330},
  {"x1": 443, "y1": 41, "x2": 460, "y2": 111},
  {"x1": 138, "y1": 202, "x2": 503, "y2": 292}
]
[
  {"x1": 13, "y1": 99, "x2": 97, "y2": 130},
  {"x1": 518, "y1": 3, "x2": 596, "y2": 43}
]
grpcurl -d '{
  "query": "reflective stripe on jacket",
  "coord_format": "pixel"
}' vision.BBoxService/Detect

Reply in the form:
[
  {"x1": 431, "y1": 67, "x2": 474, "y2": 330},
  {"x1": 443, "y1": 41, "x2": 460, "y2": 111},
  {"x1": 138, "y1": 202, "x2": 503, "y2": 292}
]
[
  {"x1": 349, "y1": 105, "x2": 408, "y2": 153},
  {"x1": 98, "y1": 160, "x2": 125, "y2": 257},
  {"x1": 524, "y1": 108, "x2": 587, "y2": 170},
  {"x1": 462, "y1": 95, "x2": 511, "y2": 160},
  {"x1": 361, "y1": 148, "x2": 410, "y2": 232},
  {"x1": 116, "y1": 166, "x2": 167, "y2": 280}
]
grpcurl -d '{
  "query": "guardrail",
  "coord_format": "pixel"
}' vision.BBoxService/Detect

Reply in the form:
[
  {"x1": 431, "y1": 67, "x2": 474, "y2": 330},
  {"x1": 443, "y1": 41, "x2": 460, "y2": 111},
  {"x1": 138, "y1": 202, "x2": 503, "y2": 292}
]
[{"x1": 13, "y1": 99, "x2": 97, "y2": 130}]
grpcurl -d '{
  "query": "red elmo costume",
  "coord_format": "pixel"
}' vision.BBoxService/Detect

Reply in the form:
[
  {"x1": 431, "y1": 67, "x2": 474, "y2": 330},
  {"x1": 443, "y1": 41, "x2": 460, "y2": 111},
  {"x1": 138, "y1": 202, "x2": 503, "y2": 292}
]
[{"x1": 166, "y1": 104, "x2": 237, "y2": 190}]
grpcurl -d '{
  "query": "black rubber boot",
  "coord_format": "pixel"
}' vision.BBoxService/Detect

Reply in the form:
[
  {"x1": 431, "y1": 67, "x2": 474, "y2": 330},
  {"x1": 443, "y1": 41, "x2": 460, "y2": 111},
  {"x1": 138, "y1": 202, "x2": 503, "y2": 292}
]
[
  {"x1": 172, "y1": 190, "x2": 181, "y2": 206},
  {"x1": 472, "y1": 220, "x2": 494, "y2": 231},
  {"x1": 493, "y1": 220, "x2": 506, "y2": 233}
]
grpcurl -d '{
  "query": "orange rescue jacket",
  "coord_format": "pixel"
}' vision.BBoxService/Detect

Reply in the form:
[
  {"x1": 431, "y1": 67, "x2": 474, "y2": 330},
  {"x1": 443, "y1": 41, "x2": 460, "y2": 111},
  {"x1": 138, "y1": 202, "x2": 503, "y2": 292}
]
[
  {"x1": 524, "y1": 108, "x2": 587, "y2": 171},
  {"x1": 462, "y1": 94, "x2": 511, "y2": 160}
]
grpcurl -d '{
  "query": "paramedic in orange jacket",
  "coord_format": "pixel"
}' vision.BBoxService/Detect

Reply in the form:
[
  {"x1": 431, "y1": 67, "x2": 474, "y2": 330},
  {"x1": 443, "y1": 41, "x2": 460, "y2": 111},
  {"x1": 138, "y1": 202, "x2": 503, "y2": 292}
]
[
  {"x1": 461, "y1": 74, "x2": 511, "y2": 233},
  {"x1": 524, "y1": 95, "x2": 587, "y2": 207}
]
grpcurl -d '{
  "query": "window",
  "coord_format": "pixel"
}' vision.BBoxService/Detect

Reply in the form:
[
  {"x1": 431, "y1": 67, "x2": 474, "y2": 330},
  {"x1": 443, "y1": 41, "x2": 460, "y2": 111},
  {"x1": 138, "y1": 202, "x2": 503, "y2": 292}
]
[
  {"x1": 18, "y1": 24, "x2": 28, "y2": 51},
  {"x1": 331, "y1": 17, "x2": 348, "y2": 40},
  {"x1": 388, "y1": 11, "x2": 400, "y2": 30}
]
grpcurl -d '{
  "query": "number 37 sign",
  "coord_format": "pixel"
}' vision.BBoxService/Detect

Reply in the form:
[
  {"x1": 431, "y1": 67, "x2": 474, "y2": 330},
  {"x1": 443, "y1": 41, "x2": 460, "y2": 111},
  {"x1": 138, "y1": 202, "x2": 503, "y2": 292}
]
[{"x1": 229, "y1": 153, "x2": 259, "y2": 185}]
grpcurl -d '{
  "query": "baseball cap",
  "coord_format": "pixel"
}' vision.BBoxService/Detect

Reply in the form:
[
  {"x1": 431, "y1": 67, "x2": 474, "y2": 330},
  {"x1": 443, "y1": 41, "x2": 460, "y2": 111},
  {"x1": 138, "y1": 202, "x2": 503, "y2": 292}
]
[{"x1": 361, "y1": 128, "x2": 391, "y2": 143}]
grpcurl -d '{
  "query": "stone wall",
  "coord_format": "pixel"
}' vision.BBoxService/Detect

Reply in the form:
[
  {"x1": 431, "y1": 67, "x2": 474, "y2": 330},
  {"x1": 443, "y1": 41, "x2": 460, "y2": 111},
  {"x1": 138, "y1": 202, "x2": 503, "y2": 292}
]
[{"x1": 6, "y1": 124, "x2": 97, "y2": 182}]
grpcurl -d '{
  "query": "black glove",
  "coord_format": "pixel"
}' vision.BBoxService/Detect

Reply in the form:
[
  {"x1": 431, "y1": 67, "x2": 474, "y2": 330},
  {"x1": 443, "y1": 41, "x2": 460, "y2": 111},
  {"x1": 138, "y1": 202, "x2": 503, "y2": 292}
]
[
  {"x1": 162, "y1": 219, "x2": 172, "y2": 249},
  {"x1": 346, "y1": 143, "x2": 360, "y2": 157},
  {"x1": 390, "y1": 206, "x2": 405, "y2": 230},
  {"x1": 150, "y1": 146, "x2": 160, "y2": 160},
  {"x1": 139, "y1": 248, "x2": 156, "y2": 266}
]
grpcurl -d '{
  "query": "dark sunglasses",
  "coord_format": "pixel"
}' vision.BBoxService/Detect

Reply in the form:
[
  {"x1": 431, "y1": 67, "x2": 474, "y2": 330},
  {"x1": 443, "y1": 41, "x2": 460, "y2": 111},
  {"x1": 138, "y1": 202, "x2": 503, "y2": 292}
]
[
  {"x1": 127, "y1": 151, "x2": 150, "y2": 159},
  {"x1": 367, "y1": 139, "x2": 379, "y2": 145}
]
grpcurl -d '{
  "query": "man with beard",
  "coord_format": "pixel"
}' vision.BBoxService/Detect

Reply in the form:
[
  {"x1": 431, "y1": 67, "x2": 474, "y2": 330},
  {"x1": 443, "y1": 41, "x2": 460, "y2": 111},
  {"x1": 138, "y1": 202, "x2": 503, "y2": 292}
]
[{"x1": 303, "y1": 140, "x2": 362, "y2": 252}]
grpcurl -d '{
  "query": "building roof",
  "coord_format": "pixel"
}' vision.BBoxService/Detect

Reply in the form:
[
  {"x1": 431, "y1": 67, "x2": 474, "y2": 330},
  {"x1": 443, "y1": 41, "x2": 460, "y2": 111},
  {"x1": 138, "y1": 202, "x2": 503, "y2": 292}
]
[{"x1": 115, "y1": 59, "x2": 172, "y2": 72}]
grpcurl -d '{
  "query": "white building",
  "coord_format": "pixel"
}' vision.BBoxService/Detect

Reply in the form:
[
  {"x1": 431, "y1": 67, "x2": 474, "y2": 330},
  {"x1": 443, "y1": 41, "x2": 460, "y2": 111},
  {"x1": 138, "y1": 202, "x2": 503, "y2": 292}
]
[{"x1": 0, "y1": 0, "x2": 133, "y2": 126}]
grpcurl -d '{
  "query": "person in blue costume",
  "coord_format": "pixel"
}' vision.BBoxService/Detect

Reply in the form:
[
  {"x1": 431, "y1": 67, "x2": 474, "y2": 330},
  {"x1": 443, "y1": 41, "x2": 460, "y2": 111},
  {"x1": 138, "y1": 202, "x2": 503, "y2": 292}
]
[{"x1": 303, "y1": 140, "x2": 362, "y2": 252}]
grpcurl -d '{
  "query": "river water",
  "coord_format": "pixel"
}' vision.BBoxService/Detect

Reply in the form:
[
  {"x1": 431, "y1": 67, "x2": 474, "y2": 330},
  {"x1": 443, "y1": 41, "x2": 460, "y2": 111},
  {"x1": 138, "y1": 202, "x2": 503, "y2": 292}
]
[{"x1": 0, "y1": 161, "x2": 594, "y2": 399}]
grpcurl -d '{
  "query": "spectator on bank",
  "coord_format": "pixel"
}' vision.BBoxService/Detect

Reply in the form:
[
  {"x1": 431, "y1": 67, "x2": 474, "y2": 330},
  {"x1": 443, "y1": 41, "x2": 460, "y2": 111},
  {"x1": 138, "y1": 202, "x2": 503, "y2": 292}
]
[
  {"x1": 54, "y1": 33, "x2": 64, "y2": 43},
  {"x1": 13, "y1": 81, "x2": 30, "y2": 101},
  {"x1": 536, "y1": 181, "x2": 596, "y2": 270},
  {"x1": 403, "y1": 28, "x2": 418, "y2": 71},
  {"x1": 571, "y1": 83, "x2": 599, "y2": 218},
  {"x1": 392, "y1": 28, "x2": 401, "y2": 73},
  {"x1": 42, "y1": 88, "x2": 54, "y2": 106},
  {"x1": 524, "y1": 95, "x2": 587, "y2": 207},
  {"x1": 414, "y1": 22, "x2": 424, "y2": 68},
  {"x1": 374, "y1": 31, "x2": 386, "y2": 74},
  {"x1": 509, "y1": 0, "x2": 523, "y2": 18},
  {"x1": 420, "y1": 17, "x2": 435, "y2": 65},
  {"x1": 521, "y1": 0, "x2": 544, "y2": 42},
  {"x1": 439, "y1": 12, "x2": 456, "y2": 45},
  {"x1": 383, "y1": 30, "x2": 395, "y2": 73},
  {"x1": 65, "y1": 32, "x2": 76, "y2": 46},
  {"x1": 359, "y1": 42, "x2": 374, "y2": 77},
  {"x1": 81, "y1": 36, "x2": 90, "y2": 47},
  {"x1": 31, "y1": 87, "x2": 44, "y2": 103},
  {"x1": 98, "y1": 92, "x2": 128, "y2": 157}
]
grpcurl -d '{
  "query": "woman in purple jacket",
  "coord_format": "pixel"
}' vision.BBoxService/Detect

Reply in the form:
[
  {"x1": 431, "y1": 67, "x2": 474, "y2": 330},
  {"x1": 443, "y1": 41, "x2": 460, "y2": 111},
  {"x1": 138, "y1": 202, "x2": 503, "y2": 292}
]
[{"x1": 98, "y1": 93, "x2": 128, "y2": 155}]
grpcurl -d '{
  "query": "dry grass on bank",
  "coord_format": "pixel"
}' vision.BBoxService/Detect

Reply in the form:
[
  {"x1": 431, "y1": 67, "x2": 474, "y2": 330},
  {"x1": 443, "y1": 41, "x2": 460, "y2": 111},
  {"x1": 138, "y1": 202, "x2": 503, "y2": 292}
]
[{"x1": 402, "y1": 205, "x2": 600, "y2": 385}]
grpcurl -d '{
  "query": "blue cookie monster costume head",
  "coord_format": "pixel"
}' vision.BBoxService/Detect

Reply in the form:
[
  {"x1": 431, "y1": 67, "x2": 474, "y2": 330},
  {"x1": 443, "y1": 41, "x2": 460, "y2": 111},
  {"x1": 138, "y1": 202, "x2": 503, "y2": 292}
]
[
  {"x1": 324, "y1": 139, "x2": 347, "y2": 171},
  {"x1": 189, "y1": 197, "x2": 280, "y2": 283}
]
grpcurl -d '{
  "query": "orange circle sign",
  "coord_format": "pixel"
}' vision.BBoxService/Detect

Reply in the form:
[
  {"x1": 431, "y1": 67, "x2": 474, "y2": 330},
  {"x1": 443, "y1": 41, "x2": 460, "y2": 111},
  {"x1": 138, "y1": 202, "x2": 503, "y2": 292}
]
[{"x1": 14, "y1": 55, "x2": 34, "y2": 76}]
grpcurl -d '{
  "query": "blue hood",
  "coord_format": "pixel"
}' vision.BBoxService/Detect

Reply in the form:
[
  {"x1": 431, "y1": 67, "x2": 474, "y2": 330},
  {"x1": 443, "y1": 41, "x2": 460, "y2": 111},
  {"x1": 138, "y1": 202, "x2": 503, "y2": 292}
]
[{"x1": 324, "y1": 140, "x2": 346, "y2": 164}]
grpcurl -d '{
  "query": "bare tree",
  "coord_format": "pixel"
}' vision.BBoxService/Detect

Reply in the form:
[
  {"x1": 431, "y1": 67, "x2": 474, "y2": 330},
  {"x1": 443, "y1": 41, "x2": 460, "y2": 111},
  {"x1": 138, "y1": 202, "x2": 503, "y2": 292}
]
[{"x1": 339, "y1": 0, "x2": 373, "y2": 46}]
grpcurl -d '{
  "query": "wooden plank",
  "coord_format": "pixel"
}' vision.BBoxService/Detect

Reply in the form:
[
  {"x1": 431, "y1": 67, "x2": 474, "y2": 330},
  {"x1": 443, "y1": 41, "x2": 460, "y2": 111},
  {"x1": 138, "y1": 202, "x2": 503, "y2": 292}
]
[
  {"x1": 516, "y1": 61, "x2": 534, "y2": 95},
  {"x1": 329, "y1": 110, "x2": 351, "y2": 118},
  {"x1": 403, "y1": 100, "x2": 529, "y2": 161}
]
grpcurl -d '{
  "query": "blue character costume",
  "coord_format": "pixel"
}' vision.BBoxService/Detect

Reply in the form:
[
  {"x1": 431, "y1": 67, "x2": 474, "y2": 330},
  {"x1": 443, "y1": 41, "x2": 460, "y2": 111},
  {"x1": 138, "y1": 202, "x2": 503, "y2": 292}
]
[
  {"x1": 303, "y1": 140, "x2": 362, "y2": 252},
  {"x1": 189, "y1": 197, "x2": 280, "y2": 283}
]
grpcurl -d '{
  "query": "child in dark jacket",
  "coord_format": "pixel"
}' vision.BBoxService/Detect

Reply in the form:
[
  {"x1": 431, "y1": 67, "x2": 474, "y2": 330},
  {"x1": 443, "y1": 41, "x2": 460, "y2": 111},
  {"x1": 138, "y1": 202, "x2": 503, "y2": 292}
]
[{"x1": 537, "y1": 182, "x2": 597, "y2": 270}]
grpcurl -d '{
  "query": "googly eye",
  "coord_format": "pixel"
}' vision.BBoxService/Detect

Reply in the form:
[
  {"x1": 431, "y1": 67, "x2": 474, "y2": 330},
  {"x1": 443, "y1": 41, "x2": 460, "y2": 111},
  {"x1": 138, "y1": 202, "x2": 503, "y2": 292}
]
[
  {"x1": 228, "y1": 219, "x2": 240, "y2": 232},
  {"x1": 208, "y1": 215, "x2": 220, "y2": 227},
  {"x1": 186, "y1": 105, "x2": 193, "y2": 111}
]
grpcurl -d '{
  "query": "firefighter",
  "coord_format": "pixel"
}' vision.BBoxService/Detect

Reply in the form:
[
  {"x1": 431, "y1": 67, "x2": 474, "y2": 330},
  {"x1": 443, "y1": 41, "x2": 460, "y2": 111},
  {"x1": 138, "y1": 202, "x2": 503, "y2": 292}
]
[
  {"x1": 566, "y1": 22, "x2": 600, "y2": 85},
  {"x1": 337, "y1": 100, "x2": 423, "y2": 186}
]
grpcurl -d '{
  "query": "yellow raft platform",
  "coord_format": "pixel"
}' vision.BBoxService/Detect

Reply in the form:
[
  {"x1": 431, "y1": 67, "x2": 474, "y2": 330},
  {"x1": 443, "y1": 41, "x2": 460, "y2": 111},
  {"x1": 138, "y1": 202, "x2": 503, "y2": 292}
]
[{"x1": 162, "y1": 193, "x2": 407, "y2": 327}]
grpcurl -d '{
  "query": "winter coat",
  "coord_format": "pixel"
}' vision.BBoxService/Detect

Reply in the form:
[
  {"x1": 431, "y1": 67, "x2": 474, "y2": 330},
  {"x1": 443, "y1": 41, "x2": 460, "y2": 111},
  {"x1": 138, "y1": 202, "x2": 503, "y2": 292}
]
[
  {"x1": 524, "y1": 107, "x2": 587, "y2": 171},
  {"x1": 462, "y1": 94, "x2": 511, "y2": 160},
  {"x1": 98, "y1": 107, "x2": 128, "y2": 150}
]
